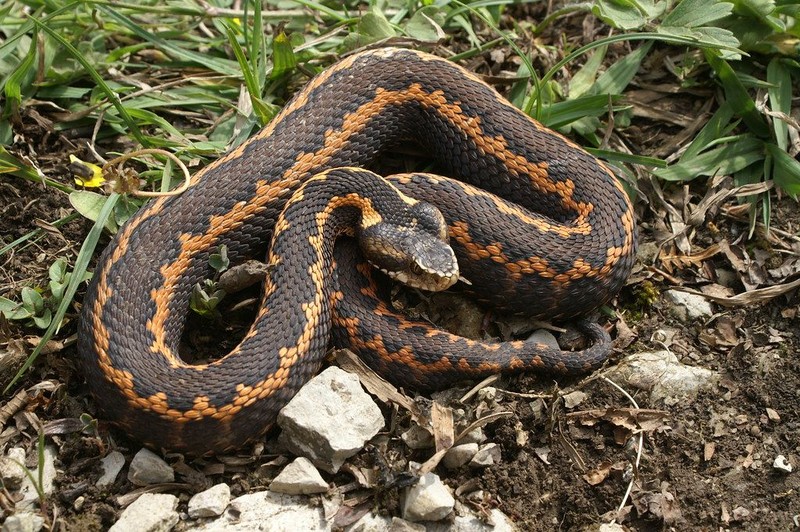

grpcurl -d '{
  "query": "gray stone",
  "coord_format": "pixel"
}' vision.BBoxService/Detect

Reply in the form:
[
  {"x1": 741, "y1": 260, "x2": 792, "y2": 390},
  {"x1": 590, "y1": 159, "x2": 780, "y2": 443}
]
[
  {"x1": 0, "y1": 447, "x2": 27, "y2": 490},
  {"x1": 277, "y1": 367, "x2": 384, "y2": 473},
  {"x1": 442, "y1": 443, "x2": 479, "y2": 469},
  {"x1": 402, "y1": 473, "x2": 454, "y2": 522},
  {"x1": 345, "y1": 512, "x2": 393, "y2": 531},
  {"x1": 528, "y1": 329, "x2": 559, "y2": 349},
  {"x1": 188, "y1": 483, "x2": 231, "y2": 518},
  {"x1": 388, "y1": 517, "x2": 425, "y2": 531},
  {"x1": 193, "y1": 491, "x2": 327, "y2": 531},
  {"x1": 401, "y1": 425, "x2": 434, "y2": 450},
  {"x1": 608, "y1": 350, "x2": 719, "y2": 403},
  {"x1": 1, "y1": 511, "x2": 44, "y2": 532},
  {"x1": 17, "y1": 445, "x2": 57, "y2": 510},
  {"x1": 127, "y1": 448, "x2": 174, "y2": 486},
  {"x1": 270, "y1": 457, "x2": 328, "y2": 495},
  {"x1": 664, "y1": 290, "x2": 713, "y2": 321},
  {"x1": 428, "y1": 508, "x2": 518, "y2": 531},
  {"x1": 470, "y1": 443, "x2": 501, "y2": 468},
  {"x1": 458, "y1": 427, "x2": 486, "y2": 445},
  {"x1": 109, "y1": 493, "x2": 179, "y2": 532},
  {"x1": 97, "y1": 451, "x2": 125, "y2": 487}
]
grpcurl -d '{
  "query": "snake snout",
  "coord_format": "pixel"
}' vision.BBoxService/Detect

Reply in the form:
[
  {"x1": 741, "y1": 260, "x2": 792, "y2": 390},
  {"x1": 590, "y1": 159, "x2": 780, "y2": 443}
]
[{"x1": 359, "y1": 201, "x2": 459, "y2": 292}]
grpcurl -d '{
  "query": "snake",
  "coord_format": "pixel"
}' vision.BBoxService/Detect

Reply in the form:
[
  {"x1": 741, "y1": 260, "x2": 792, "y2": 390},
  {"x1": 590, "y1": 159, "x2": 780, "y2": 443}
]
[{"x1": 78, "y1": 47, "x2": 636, "y2": 454}]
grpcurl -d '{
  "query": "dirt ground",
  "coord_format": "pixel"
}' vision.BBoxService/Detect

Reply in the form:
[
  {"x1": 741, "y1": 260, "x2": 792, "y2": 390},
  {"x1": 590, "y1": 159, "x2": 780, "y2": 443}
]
[{"x1": 1, "y1": 26, "x2": 799, "y2": 532}]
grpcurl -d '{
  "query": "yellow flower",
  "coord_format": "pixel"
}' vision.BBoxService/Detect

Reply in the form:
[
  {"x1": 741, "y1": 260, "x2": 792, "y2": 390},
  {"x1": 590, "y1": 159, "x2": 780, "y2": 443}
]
[{"x1": 70, "y1": 155, "x2": 105, "y2": 188}]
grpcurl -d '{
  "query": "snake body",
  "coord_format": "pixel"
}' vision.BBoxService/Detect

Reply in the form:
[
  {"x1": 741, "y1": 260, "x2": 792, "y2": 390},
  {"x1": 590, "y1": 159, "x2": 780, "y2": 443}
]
[{"x1": 78, "y1": 48, "x2": 636, "y2": 454}]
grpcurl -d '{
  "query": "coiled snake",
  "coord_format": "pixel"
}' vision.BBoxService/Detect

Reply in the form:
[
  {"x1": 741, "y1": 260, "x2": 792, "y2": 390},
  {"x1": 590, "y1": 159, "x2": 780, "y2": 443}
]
[{"x1": 78, "y1": 48, "x2": 636, "y2": 454}]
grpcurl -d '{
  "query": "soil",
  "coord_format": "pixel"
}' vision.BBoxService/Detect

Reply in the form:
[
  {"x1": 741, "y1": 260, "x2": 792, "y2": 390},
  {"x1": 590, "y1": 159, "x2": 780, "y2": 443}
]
[{"x1": 1, "y1": 15, "x2": 799, "y2": 532}]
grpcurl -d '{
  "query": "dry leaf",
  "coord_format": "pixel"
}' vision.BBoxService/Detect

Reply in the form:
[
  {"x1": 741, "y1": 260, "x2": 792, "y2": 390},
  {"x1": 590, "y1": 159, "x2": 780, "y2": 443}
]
[
  {"x1": 583, "y1": 460, "x2": 613, "y2": 485},
  {"x1": 566, "y1": 408, "x2": 669, "y2": 432},
  {"x1": 660, "y1": 243, "x2": 721, "y2": 273}
]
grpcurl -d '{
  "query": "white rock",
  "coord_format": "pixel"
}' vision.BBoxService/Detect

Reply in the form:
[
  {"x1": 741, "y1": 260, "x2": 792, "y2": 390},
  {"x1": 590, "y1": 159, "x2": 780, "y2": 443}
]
[
  {"x1": 664, "y1": 290, "x2": 713, "y2": 321},
  {"x1": 470, "y1": 443, "x2": 501, "y2": 468},
  {"x1": 193, "y1": 491, "x2": 327, "y2": 531},
  {"x1": 402, "y1": 473, "x2": 455, "y2": 522},
  {"x1": 188, "y1": 483, "x2": 231, "y2": 518},
  {"x1": 0, "y1": 447, "x2": 27, "y2": 490},
  {"x1": 17, "y1": 445, "x2": 57, "y2": 510},
  {"x1": 97, "y1": 451, "x2": 125, "y2": 487},
  {"x1": 528, "y1": 329, "x2": 559, "y2": 349},
  {"x1": 270, "y1": 457, "x2": 328, "y2": 495},
  {"x1": 277, "y1": 367, "x2": 385, "y2": 473},
  {"x1": 773, "y1": 454, "x2": 793, "y2": 473},
  {"x1": 388, "y1": 517, "x2": 426, "y2": 531},
  {"x1": 608, "y1": 350, "x2": 719, "y2": 403},
  {"x1": 401, "y1": 425, "x2": 434, "y2": 450},
  {"x1": 598, "y1": 524, "x2": 626, "y2": 532},
  {"x1": 345, "y1": 512, "x2": 393, "y2": 531},
  {"x1": 458, "y1": 428, "x2": 486, "y2": 445},
  {"x1": 2, "y1": 511, "x2": 44, "y2": 532},
  {"x1": 428, "y1": 508, "x2": 518, "y2": 531},
  {"x1": 109, "y1": 493, "x2": 178, "y2": 532},
  {"x1": 127, "y1": 448, "x2": 174, "y2": 486},
  {"x1": 442, "y1": 443, "x2": 479, "y2": 469}
]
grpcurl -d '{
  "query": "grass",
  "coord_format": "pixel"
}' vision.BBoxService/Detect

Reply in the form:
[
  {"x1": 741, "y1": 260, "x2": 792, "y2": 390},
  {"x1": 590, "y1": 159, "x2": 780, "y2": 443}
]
[{"x1": 0, "y1": 0, "x2": 798, "y2": 393}]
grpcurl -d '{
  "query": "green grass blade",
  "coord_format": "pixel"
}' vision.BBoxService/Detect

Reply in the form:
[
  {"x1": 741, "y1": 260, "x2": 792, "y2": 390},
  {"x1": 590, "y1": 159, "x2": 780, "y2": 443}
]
[
  {"x1": 766, "y1": 143, "x2": 800, "y2": 196},
  {"x1": 4, "y1": 193, "x2": 120, "y2": 394},
  {"x1": 30, "y1": 16, "x2": 148, "y2": 147},
  {"x1": 655, "y1": 137, "x2": 764, "y2": 181},
  {"x1": 766, "y1": 58, "x2": 791, "y2": 151},
  {"x1": 96, "y1": 5, "x2": 240, "y2": 76},
  {"x1": 704, "y1": 51, "x2": 771, "y2": 138}
]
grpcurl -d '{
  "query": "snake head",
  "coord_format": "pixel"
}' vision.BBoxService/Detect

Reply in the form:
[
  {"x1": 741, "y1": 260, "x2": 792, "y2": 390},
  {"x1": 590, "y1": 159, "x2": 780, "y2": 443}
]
[{"x1": 359, "y1": 201, "x2": 459, "y2": 292}]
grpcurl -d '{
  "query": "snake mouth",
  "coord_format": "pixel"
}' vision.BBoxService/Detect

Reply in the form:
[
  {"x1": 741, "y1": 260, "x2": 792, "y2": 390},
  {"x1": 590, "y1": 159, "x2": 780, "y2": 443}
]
[{"x1": 376, "y1": 245, "x2": 460, "y2": 292}]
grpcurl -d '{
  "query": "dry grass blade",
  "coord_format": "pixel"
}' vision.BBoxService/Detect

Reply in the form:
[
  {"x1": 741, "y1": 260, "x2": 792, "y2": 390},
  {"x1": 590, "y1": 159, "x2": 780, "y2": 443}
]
[{"x1": 672, "y1": 278, "x2": 800, "y2": 307}]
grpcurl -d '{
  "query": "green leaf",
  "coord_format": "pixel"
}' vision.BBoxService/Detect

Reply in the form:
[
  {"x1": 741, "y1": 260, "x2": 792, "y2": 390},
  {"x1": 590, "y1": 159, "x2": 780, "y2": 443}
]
[
  {"x1": 344, "y1": 10, "x2": 396, "y2": 49},
  {"x1": 767, "y1": 143, "x2": 800, "y2": 196},
  {"x1": 404, "y1": 7, "x2": 446, "y2": 42},
  {"x1": 0, "y1": 296, "x2": 20, "y2": 315},
  {"x1": 48, "y1": 258, "x2": 67, "y2": 283},
  {"x1": 766, "y1": 58, "x2": 791, "y2": 151},
  {"x1": 50, "y1": 281, "x2": 66, "y2": 303},
  {"x1": 591, "y1": 0, "x2": 665, "y2": 30},
  {"x1": 655, "y1": 137, "x2": 764, "y2": 181},
  {"x1": 539, "y1": 94, "x2": 624, "y2": 129},
  {"x1": 271, "y1": 32, "x2": 297, "y2": 79},
  {"x1": 588, "y1": 41, "x2": 653, "y2": 96},
  {"x1": 0, "y1": 146, "x2": 42, "y2": 181},
  {"x1": 681, "y1": 103, "x2": 737, "y2": 161},
  {"x1": 704, "y1": 51, "x2": 771, "y2": 138},
  {"x1": 21, "y1": 287, "x2": 44, "y2": 314},
  {"x1": 657, "y1": 25, "x2": 741, "y2": 57},
  {"x1": 33, "y1": 309, "x2": 52, "y2": 330},
  {"x1": 569, "y1": 46, "x2": 607, "y2": 99},
  {"x1": 69, "y1": 191, "x2": 119, "y2": 233},
  {"x1": 209, "y1": 246, "x2": 230, "y2": 272},
  {"x1": 1, "y1": 27, "x2": 37, "y2": 118},
  {"x1": 663, "y1": 0, "x2": 734, "y2": 27}
]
